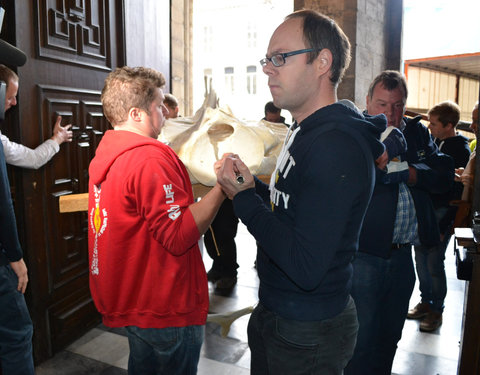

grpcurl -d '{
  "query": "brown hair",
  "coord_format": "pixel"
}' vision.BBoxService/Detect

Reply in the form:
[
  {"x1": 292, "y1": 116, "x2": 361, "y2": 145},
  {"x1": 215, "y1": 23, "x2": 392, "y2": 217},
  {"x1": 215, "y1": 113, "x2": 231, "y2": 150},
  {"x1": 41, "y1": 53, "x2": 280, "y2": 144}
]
[
  {"x1": 0, "y1": 64, "x2": 19, "y2": 86},
  {"x1": 163, "y1": 93, "x2": 178, "y2": 109},
  {"x1": 101, "y1": 66, "x2": 165, "y2": 125},
  {"x1": 367, "y1": 70, "x2": 408, "y2": 102},
  {"x1": 286, "y1": 10, "x2": 351, "y2": 86},
  {"x1": 428, "y1": 100, "x2": 460, "y2": 128}
]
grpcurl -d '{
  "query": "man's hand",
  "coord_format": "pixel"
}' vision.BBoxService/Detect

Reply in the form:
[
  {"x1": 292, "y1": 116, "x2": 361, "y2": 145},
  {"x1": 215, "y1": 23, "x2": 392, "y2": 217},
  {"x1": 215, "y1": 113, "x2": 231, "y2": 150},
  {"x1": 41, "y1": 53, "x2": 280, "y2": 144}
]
[
  {"x1": 382, "y1": 127, "x2": 407, "y2": 160},
  {"x1": 216, "y1": 156, "x2": 254, "y2": 199},
  {"x1": 375, "y1": 150, "x2": 388, "y2": 170},
  {"x1": 214, "y1": 153, "x2": 237, "y2": 175},
  {"x1": 51, "y1": 116, "x2": 73, "y2": 145},
  {"x1": 10, "y1": 258, "x2": 29, "y2": 294},
  {"x1": 407, "y1": 166, "x2": 417, "y2": 186}
]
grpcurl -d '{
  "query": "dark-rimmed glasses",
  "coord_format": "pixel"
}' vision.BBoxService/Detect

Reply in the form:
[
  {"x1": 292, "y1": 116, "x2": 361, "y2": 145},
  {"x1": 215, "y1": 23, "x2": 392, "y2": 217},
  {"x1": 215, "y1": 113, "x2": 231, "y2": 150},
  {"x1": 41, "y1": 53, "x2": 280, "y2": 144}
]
[{"x1": 259, "y1": 48, "x2": 319, "y2": 67}]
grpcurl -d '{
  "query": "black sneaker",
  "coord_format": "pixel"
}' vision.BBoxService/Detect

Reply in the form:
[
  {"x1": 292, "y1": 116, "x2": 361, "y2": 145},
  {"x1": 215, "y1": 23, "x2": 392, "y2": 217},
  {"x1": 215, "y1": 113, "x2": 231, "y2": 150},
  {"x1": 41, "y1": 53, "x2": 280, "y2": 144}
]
[
  {"x1": 215, "y1": 276, "x2": 237, "y2": 290},
  {"x1": 207, "y1": 269, "x2": 222, "y2": 282}
]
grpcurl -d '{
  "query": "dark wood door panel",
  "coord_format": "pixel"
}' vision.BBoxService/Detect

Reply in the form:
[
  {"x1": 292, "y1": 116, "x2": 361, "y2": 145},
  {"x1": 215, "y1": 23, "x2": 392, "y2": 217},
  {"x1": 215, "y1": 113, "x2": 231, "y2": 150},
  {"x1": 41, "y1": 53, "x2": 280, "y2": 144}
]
[
  {"x1": 6, "y1": 0, "x2": 125, "y2": 364},
  {"x1": 5, "y1": 0, "x2": 171, "y2": 365},
  {"x1": 38, "y1": 84, "x2": 107, "y2": 193},
  {"x1": 35, "y1": 0, "x2": 114, "y2": 71},
  {"x1": 37, "y1": 85, "x2": 106, "y2": 354},
  {"x1": 48, "y1": 285, "x2": 100, "y2": 353}
]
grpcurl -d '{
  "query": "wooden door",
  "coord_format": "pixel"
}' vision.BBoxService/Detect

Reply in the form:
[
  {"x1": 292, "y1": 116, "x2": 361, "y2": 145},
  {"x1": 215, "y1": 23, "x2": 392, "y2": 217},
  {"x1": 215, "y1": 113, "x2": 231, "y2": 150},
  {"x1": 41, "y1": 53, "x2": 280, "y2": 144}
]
[{"x1": 1, "y1": 0, "x2": 125, "y2": 363}]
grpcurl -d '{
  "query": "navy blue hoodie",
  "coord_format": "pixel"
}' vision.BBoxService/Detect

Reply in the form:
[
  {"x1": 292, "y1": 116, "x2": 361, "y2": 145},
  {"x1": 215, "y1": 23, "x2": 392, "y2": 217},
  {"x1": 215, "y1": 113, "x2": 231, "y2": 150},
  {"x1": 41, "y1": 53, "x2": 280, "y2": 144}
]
[{"x1": 233, "y1": 102, "x2": 386, "y2": 321}]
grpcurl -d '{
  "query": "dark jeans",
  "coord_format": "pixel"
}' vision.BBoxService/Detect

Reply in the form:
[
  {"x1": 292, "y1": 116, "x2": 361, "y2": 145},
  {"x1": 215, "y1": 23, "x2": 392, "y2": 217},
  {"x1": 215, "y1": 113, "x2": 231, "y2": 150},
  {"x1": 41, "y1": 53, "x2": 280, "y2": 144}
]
[
  {"x1": 248, "y1": 298, "x2": 358, "y2": 375},
  {"x1": 414, "y1": 207, "x2": 451, "y2": 313},
  {"x1": 345, "y1": 246, "x2": 415, "y2": 375},
  {"x1": 204, "y1": 199, "x2": 239, "y2": 277},
  {"x1": 0, "y1": 265, "x2": 34, "y2": 375},
  {"x1": 125, "y1": 325, "x2": 204, "y2": 375}
]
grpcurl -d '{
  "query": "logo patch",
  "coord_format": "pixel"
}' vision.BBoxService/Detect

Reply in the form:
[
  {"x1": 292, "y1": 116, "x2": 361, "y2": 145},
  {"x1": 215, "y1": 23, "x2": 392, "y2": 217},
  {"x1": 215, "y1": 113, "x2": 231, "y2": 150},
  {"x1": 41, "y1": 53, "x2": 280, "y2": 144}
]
[{"x1": 90, "y1": 185, "x2": 107, "y2": 275}]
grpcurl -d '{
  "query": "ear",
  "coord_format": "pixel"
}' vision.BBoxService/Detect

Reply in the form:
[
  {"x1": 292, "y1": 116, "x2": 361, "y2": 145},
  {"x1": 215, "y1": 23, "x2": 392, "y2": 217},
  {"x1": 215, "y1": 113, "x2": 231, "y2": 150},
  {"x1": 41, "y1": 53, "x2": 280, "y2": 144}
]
[
  {"x1": 316, "y1": 48, "x2": 333, "y2": 77},
  {"x1": 129, "y1": 107, "x2": 143, "y2": 122}
]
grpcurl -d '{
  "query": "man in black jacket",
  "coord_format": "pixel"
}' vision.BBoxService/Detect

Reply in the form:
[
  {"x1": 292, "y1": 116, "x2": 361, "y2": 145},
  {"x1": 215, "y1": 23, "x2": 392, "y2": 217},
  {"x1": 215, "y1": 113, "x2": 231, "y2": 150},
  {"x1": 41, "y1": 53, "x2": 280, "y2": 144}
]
[
  {"x1": 345, "y1": 71, "x2": 454, "y2": 375},
  {"x1": 0, "y1": 139, "x2": 34, "y2": 374},
  {"x1": 407, "y1": 100, "x2": 470, "y2": 331}
]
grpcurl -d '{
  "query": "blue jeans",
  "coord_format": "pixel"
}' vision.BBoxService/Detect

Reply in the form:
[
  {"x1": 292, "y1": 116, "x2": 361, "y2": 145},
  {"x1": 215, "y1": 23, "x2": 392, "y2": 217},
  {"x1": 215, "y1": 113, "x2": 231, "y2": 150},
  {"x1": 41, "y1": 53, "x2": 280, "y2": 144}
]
[
  {"x1": 413, "y1": 207, "x2": 450, "y2": 313},
  {"x1": 125, "y1": 324, "x2": 204, "y2": 375},
  {"x1": 248, "y1": 298, "x2": 358, "y2": 375},
  {"x1": 345, "y1": 246, "x2": 415, "y2": 375},
  {"x1": 0, "y1": 265, "x2": 34, "y2": 375}
]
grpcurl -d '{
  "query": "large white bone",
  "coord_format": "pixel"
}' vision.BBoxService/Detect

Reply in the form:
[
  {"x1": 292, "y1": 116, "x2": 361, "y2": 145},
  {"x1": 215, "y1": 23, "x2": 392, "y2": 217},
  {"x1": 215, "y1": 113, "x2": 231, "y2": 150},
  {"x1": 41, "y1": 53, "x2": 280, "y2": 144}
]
[
  {"x1": 159, "y1": 88, "x2": 287, "y2": 186},
  {"x1": 207, "y1": 305, "x2": 255, "y2": 337}
]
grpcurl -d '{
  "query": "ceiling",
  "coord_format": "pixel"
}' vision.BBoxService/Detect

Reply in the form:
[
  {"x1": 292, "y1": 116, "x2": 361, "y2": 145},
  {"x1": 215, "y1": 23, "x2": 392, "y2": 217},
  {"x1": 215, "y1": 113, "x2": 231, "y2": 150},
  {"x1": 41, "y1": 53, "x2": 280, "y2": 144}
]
[{"x1": 404, "y1": 52, "x2": 480, "y2": 80}]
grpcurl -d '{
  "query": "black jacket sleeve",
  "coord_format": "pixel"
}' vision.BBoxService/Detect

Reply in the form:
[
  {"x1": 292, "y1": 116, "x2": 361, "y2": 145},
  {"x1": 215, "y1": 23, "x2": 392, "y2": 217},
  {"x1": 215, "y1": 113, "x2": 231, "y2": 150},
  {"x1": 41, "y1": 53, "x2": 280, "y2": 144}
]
[
  {"x1": 0, "y1": 141, "x2": 23, "y2": 264},
  {"x1": 404, "y1": 117, "x2": 454, "y2": 195}
]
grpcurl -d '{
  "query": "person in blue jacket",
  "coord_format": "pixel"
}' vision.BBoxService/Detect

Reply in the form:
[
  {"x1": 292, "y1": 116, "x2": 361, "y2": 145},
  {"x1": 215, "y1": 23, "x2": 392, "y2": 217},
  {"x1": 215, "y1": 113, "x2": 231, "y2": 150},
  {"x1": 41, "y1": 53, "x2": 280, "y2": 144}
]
[
  {"x1": 0, "y1": 140, "x2": 34, "y2": 374},
  {"x1": 216, "y1": 10, "x2": 386, "y2": 375},
  {"x1": 407, "y1": 100, "x2": 470, "y2": 332},
  {"x1": 345, "y1": 70, "x2": 455, "y2": 375}
]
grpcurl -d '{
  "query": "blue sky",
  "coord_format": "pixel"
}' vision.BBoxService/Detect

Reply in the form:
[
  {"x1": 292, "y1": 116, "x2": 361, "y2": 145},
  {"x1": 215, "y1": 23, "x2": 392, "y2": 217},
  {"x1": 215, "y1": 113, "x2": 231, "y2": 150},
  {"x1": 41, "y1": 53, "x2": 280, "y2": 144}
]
[{"x1": 403, "y1": 0, "x2": 480, "y2": 59}]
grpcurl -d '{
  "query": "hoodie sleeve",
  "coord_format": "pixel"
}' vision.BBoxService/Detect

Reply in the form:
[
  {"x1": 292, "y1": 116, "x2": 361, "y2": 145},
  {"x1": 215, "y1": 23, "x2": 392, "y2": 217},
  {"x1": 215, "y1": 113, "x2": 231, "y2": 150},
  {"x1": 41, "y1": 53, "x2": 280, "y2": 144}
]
[
  {"x1": 362, "y1": 113, "x2": 387, "y2": 160},
  {"x1": 127, "y1": 152, "x2": 200, "y2": 256},
  {"x1": 253, "y1": 175, "x2": 271, "y2": 205},
  {"x1": 234, "y1": 129, "x2": 375, "y2": 291},
  {"x1": 404, "y1": 117, "x2": 454, "y2": 194}
]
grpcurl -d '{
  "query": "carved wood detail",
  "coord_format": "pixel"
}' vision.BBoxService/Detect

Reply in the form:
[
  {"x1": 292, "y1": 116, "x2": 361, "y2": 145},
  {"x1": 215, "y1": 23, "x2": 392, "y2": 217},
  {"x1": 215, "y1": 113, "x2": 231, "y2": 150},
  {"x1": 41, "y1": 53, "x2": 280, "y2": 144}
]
[
  {"x1": 37, "y1": 84, "x2": 107, "y2": 297},
  {"x1": 35, "y1": 0, "x2": 112, "y2": 71}
]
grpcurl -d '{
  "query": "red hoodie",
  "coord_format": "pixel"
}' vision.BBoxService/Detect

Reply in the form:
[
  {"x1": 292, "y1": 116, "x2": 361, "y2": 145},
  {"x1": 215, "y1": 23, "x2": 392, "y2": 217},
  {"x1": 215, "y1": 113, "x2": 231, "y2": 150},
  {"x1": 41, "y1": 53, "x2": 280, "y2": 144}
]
[{"x1": 88, "y1": 130, "x2": 208, "y2": 329}]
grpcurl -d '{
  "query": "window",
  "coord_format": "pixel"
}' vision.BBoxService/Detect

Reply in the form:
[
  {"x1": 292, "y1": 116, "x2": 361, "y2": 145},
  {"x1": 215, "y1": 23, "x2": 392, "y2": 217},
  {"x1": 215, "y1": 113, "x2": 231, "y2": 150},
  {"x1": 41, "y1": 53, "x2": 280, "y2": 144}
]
[
  {"x1": 247, "y1": 21, "x2": 257, "y2": 48},
  {"x1": 203, "y1": 68, "x2": 212, "y2": 82},
  {"x1": 203, "y1": 25, "x2": 213, "y2": 53},
  {"x1": 246, "y1": 65, "x2": 257, "y2": 94},
  {"x1": 225, "y1": 67, "x2": 234, "y2": 93}
]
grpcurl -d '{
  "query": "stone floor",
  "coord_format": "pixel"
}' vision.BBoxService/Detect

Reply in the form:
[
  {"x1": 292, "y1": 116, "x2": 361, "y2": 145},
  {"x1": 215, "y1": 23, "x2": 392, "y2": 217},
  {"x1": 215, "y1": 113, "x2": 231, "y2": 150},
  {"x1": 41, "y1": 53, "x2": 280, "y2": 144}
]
[{"x1": 35, "y1": 223, "x2": 465, "y2": 375}]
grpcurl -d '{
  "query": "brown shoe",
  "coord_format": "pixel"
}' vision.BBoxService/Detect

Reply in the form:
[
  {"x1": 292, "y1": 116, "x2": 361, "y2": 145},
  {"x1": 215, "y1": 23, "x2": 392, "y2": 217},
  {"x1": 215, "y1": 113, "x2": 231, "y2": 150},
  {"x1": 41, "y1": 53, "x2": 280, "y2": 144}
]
[
  {"x1": 407, "y1": 302, "x2": 431, "y2": 319},
  {"x1": 420, "y1": 311, "x2": 443, "y2": 332}
]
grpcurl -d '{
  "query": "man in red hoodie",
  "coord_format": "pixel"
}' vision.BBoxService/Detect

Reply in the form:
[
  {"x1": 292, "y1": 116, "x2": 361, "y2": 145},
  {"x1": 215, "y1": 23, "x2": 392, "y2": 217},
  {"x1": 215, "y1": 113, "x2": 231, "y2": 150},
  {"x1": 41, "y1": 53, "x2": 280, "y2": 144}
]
[{"x1": 88, "y1": 66, "x2": 225, "y2": 375}]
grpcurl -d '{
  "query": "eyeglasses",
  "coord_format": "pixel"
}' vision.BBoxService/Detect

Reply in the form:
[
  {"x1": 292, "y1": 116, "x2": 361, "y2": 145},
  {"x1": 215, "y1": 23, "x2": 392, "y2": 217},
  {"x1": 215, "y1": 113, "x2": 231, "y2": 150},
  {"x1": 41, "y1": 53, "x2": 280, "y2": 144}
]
[{"x1": 259, "y1": 48, "x2": 319, "y2": 67}]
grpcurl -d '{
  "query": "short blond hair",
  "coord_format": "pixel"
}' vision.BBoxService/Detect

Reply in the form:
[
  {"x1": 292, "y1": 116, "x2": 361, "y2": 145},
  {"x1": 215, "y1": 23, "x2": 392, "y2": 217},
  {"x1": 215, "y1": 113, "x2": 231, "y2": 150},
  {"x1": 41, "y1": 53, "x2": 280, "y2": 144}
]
[
  {"x1": 428, "y1": 100, "x2": 460, "y2": 128},
  {"x1": 101, "y1": 66, "x2": 165, "y2": 125}
]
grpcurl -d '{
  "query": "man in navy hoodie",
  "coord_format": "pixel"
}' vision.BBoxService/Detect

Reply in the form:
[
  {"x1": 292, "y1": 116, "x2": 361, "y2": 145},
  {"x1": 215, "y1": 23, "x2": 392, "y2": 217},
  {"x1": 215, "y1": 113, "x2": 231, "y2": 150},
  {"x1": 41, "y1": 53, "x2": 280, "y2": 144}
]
[
  {"x1": 345, "y1": 71, "x2": 455, "y2": 375},
  {"x1": 408, "y1": 100, "x2": 470, "y2": 332},
  {"x1": 216, "y1": 10, "x2": 386, "y2": 375}
]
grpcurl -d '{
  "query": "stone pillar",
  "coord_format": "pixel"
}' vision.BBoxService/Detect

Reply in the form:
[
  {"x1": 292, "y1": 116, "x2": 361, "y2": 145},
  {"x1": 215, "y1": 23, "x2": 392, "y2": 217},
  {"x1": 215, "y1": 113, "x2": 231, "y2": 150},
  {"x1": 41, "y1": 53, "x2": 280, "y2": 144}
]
[
  {"x1": 294, "y1": 0, "x2": 402, "y2": 108},
  {"x1": 171, "y1": 0, "x2": 193, "y2": 116}
]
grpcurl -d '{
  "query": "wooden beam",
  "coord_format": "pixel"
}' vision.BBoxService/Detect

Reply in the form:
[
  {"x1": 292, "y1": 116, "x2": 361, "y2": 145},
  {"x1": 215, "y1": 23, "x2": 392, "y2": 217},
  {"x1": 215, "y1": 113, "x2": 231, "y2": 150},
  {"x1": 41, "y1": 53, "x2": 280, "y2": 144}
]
[{"x1": 58, "y1": 193, "x2": 89, "y2": 213}]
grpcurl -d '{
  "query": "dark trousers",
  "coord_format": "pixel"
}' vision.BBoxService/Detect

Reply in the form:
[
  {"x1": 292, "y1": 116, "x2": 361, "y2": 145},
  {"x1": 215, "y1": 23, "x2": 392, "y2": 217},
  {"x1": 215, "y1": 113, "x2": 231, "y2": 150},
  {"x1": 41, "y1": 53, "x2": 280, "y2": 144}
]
[
  {"x1": 125, "y1": 325, "x2": 204, "y2": 375},
  {"x1": 248, "y1": 299, "x2": 358, "y2": 375},
  {"x1": 203, "y1": 199, "x2": 239, "y2": 277},
  {"x1": 346, "y1": 246, "x2": 415, "y2": 375},
  {"x1": 0, "y1": 265, "x2": 34, "y2": 375}
]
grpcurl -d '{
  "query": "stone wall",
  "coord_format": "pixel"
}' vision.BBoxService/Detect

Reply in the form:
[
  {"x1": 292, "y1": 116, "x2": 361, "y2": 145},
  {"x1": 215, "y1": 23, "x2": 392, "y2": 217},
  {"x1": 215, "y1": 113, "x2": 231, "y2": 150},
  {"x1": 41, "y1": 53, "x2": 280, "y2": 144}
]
[
  {"x1": 294, "y1": 0, "x2": 402, "y2": 108},
  {"x1": 170, "y1": 0, "x2": 192, "y2": 116}
]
